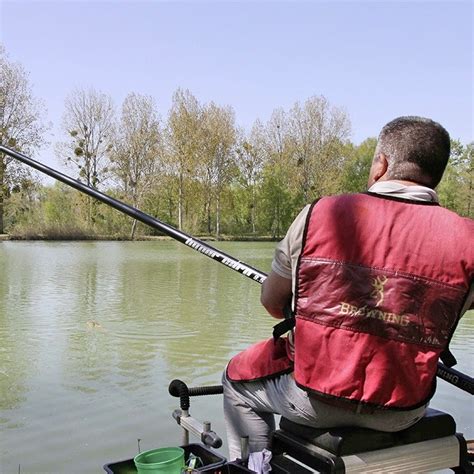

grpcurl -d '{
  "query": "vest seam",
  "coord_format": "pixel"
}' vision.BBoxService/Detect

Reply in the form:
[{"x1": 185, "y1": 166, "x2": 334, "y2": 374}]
[
  {"x1": 226, "y1": 366, "x2": 294, "y2": 384},
  {"x1": 298, "y1": 257, "x2": 468, "y2": 291},
  {"x1": 295, "y1": 381, "x2": 435, "y2": 412},
  {"x1": 295, "y1": 315, "x2": 445, "y2": 349}
]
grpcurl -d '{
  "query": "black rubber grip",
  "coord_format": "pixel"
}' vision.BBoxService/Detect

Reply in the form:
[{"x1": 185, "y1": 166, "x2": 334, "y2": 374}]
[
  {"x1": 188, "y1": 385, "x2": 223, "y2": 397},
  {"x1": 169, "y1": 379, "x2": 190, "y2": 410}
]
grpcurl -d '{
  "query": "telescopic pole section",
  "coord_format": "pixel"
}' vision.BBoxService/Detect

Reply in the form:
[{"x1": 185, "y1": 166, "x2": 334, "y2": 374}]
[
  {"x1": 0, "y1": 145, "x2": 267, "y2": 284},
  {"x1": 437, "y1": 363, "x2": 474, "y2": 395},
  {"x1": 2, "y1": 145, "x2": 472, "y2": 396}
]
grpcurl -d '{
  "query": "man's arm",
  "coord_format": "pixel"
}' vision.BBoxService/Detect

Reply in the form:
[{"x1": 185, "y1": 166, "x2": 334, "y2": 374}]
[
  {"x1": 261, "y1": 270, "x2": 292, "y2": 319},
  {"x1": 261, "y1": 205, "x2": 310, "y2": 319}
]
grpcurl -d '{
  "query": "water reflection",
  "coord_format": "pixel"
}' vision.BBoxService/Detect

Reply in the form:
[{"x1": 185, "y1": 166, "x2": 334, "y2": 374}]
[
  {"x1": 0, "y1": 244, "x2": 41, "y2": 419},
  {"x1": 0, "y1": 241, "x2": 472, "y2": 473}
]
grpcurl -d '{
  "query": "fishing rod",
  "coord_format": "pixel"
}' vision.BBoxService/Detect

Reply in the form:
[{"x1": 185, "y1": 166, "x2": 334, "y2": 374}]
[
  {"x1": 1, "y1": 144, "x2": 472, "y2": 396},
  {"x1": 0, "y1": 145, "x2": 267, "y2": 284}
]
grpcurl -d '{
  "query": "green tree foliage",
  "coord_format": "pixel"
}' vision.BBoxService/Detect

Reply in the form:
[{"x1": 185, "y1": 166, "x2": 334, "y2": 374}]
[
  {"x1": 2, "y1": 54, "x2": 471, "y2": 239},
  {"x1": 7, "y1": 182, "x2": 95, "y2": 239},
  {"x1": 341, "y1": 138, "x2": 377, "y2": 193},
  {"x1": 234, "y1": 121, "x2": 266, "y2": 234},
  {"x1": 42, "y1": 183, "x2": 79, "y2": 226},
  {"x1": 165, "y1": 89, "x2": 203, "y2": 231},
  {"x1": 437, "y1": 140, "x2": 474, "y2": 218},
  {"x1": 259, "y1": 165, "x2": 296, "y2": 239},
  {"x1": 0, "y1": 45, "x2": 46, "y2": 234},
  {"x1": 260, "y1": 109, "x2": 295, "y2": 238},
  {"x1": 461, "y1": 143, "x2": 474, "y2": 218},
  {"x1": 110, "y1": 93, "x2": 162, "y2": 238},
  {"x1": 4, "y1": 179, "x2": 41, "y2": 235},
  {"x1": 199, "y1": 102, "x2": 237, "y2": 238}
]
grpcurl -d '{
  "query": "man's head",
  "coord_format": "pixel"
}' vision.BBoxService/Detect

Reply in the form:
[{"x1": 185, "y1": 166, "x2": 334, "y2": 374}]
[{"x1": 367, "y1": 116, "x2": 451, "y2": 189}]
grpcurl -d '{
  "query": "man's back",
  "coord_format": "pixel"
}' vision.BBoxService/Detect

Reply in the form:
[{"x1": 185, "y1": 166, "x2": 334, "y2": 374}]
[{"x1": 294, "y1": 191, "x2": 473, "y2": 408}]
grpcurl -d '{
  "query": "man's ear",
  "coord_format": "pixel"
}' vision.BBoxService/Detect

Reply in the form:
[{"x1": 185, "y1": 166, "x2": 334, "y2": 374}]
[{"x1": 367, "y1": 153, "x2": 389, "y2": 187}]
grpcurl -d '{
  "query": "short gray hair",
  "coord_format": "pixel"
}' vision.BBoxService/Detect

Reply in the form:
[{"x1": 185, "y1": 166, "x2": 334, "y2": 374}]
[{"x1": 375, "y1": 116, "x2": 450, "y2": 188}]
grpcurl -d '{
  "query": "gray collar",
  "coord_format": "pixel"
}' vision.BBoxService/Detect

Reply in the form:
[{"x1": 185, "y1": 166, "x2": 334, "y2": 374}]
[{"x1": 368, "y1": 181, "x2": 439, "y2": 203}]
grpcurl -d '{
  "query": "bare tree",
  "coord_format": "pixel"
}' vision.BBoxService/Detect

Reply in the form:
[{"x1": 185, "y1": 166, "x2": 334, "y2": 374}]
[
  {"x1": 57, "y1": 87, "x2": 114, "y2": 224},
  {"x1": 0, "y1": 45, "x2": 47, "y2": 234},
  {"x1": 254, "y1": 98, "x2": 350, "y2": 237},
  {"x1": 288, "y1": 96, "x2": 351, "y2": 201},
  {"x1": 110, "y1": 93, "x2": 162, "y2": 238}
]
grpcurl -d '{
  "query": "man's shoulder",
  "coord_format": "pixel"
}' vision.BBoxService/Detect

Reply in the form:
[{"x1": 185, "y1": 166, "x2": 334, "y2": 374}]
[
  {"x1": 437, "y1": 207, "x2": 474, "y2": 231},
  {"x1": 314, "y1": 192, "x2": 367, "y2": 207}
]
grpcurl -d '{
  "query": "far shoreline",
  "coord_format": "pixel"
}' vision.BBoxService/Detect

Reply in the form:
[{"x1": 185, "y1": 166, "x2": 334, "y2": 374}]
[{"x1": 0, "y1": 233, "x2": 279, "y2": 242}]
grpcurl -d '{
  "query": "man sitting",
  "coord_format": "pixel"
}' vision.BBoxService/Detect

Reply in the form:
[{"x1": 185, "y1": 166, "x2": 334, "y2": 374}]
[{"x1": 222, "y1": 116, "x2": 473, "y2": 460}]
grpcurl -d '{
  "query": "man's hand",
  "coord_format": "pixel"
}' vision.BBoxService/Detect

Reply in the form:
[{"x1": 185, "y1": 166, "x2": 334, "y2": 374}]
[{"x1": 261, "y1": 270, "x2": 293, "y2": 319}]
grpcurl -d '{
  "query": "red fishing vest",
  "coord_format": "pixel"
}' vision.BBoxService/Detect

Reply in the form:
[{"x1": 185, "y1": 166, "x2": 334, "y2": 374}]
[{"x1": 227, "y1": 193, "x2": 473, "y2": 410}]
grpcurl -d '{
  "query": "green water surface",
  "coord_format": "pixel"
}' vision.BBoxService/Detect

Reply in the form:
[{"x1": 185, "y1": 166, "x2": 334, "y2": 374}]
[{"x1": 0, "y1": 241, "x2": 472, "y2": 473}]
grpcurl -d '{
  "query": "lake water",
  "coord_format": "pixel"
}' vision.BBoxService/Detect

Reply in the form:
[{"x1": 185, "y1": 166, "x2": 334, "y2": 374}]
[{"x1": 0, "y1": 241, "x2": 472, "y2": 473}]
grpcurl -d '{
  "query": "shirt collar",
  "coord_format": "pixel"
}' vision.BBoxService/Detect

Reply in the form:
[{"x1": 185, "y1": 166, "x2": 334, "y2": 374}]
[{"x1": 368, "y1": 181, "x2": 439, "y2": 203}]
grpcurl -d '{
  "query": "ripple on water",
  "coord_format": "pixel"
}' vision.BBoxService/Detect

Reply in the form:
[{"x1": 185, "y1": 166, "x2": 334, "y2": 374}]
[{"x1": 108, "y1": 328, "x2": 199, "y2": 342}]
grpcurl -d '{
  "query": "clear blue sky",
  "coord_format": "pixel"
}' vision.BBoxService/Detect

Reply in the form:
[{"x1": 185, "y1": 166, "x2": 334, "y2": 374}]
[{"x1": 0, "y1": 1, "x2": 472, "y2": 169}]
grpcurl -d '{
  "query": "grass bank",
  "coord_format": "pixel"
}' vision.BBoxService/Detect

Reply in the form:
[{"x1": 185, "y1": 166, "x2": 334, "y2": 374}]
[{"x1": 3, "y1": 230, "x2": 279, "y2": 242}]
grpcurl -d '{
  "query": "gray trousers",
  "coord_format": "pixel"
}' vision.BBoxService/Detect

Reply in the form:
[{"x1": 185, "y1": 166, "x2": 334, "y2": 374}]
[{"x1": 222, "y1": 371, "x2": 426, "y2": 460}]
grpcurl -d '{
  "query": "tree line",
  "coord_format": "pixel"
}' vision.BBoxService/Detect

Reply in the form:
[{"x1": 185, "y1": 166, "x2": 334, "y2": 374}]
[{"x1": 1, "y1": 45, "x2": 472, "y2": 240}]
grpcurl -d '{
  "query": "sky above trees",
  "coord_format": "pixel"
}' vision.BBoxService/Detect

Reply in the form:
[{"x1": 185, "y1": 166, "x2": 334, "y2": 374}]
[{"x1": 0, "y1": 1, "x2": 472, "y2": 171}]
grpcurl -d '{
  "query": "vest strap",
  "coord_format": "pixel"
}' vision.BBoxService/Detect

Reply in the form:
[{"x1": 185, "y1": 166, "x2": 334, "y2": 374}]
[{"x1": 272, "y1": 317, "x2": 295, "y2": 341}]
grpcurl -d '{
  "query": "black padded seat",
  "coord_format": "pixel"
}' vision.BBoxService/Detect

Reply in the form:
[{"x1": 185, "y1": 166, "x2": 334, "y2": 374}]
[{"x1": 278, "y1": 407, "x2": 456, "y2": 456}]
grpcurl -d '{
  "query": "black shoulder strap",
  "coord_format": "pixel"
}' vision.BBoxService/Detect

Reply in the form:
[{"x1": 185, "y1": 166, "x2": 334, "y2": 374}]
[
  {"x1": 272, "y1": 301, "x2": 295, "y2": 340},
  {"x1": 272, "y1": 316, "x2": 295, "y2": 341}
]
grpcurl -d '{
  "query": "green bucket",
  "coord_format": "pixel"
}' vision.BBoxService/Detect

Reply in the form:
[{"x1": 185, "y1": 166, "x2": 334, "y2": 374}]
[{"x1": 134, "y1": 447, "x2": 185, "y2": 474}]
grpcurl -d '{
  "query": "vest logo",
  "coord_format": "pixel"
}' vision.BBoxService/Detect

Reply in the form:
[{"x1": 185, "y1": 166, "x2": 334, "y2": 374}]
[
  {"x1": 337, "y1": 274, "x2": 412, "y2": 327},
  {"x1": 371, "y1": 275, "x2": 388, "y2": 307},
  {"x1": 339, "y1": 302, "x2": 410, "y2": 327}
]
